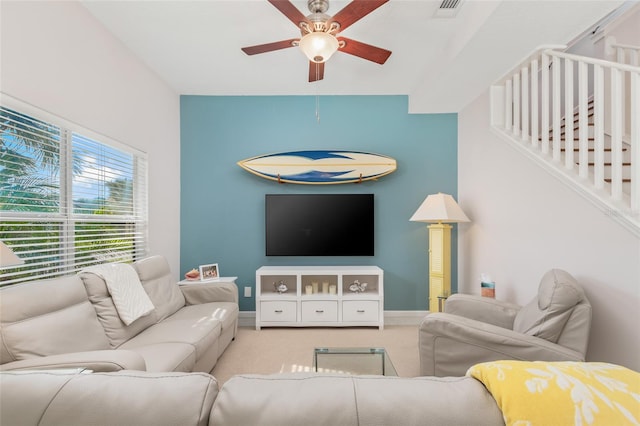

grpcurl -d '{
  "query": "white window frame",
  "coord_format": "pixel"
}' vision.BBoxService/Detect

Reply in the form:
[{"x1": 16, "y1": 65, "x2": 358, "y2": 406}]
[{"x1": 0, "y1": 94, "x2": 148, "y2": 285}]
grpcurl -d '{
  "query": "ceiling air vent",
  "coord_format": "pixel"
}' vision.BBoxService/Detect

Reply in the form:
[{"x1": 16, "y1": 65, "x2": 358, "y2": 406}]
[{"x1": 434, "y1": 0, "x2": 463, "y2": 18}]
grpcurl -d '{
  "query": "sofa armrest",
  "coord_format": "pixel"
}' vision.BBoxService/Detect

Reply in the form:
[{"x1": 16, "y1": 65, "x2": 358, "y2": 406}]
[
  {"x1": 444, "y1": 294, "x2": 521, "y2": 329},
  {"x1": 0, "y1": 350, "x2": 146, "y2": 372},
  {"x1": 180, "y1": 282, "x2": 238, "y2": 305},
  {"x1": 419, "y1": 313, "x2": 584, "y2": 376},
  {"x1": 0, "y1": 370, "x2": 218, "y2": 426}
]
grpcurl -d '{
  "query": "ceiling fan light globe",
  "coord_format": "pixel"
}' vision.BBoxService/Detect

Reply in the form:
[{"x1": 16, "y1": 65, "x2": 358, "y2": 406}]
[{"x1": 299, "y1": 32, "x2": 339, "y2": 63}]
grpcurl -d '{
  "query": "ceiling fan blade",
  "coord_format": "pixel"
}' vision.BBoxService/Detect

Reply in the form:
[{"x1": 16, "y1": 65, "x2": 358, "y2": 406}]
[
  {"x1": 267, "y1": 0, "x2": 311, "y2": 28},
  {"x1": 338, "y1": 37, "x2": 391, "y2": 64},
  {"x1": 241, "y1": 39, "x2": 299, "y2": 55},
  {"x1": 328, "y1": 0, "x2": 388, "y2": 32},
  {"x1": 308, "y1": 61, "x2": 325, "y2": 82}
]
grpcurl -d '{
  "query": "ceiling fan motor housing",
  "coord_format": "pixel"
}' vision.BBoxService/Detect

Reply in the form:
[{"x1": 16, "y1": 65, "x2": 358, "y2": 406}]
[{"x1": 307, "y1": 0, "x2": 329, "y2": 14}]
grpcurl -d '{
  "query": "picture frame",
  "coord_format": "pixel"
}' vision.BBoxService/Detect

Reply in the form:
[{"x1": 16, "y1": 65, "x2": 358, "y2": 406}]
[{"x1": 199, "y1": 263, "x2": 219, "y2": 281}]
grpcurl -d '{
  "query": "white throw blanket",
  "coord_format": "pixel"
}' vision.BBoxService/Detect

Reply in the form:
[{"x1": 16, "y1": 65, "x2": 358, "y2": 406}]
[{"x1": 83, "y1": 263, "x2": 155, "y2": 326}]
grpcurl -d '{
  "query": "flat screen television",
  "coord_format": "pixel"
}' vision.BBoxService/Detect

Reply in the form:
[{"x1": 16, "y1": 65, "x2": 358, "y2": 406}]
[{"x1": 265, "y1": 194, "x2": 374, "y2": 256}]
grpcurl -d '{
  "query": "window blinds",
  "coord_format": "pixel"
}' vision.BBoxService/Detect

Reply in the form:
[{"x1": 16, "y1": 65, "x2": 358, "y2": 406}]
[{"x1": 0, "y1": 105, "x2": 148, "y2": 286}]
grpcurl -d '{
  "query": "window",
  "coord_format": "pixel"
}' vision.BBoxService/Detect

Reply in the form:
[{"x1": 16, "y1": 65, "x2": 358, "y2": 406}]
[{"x1": 0, "y1": 99, "x2": 148, "y2": 286}]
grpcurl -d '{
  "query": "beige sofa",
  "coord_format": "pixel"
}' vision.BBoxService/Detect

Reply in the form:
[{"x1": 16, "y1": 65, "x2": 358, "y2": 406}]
[
  {"x1": 0, "y1": 255, "x2": 238, "y2": 373},
  {"x1": 3, "y1": 363, "x2": 638, "y2": 426},
  {"x1": 0, "y1": 370, "x2": 505, "y2": 426}
]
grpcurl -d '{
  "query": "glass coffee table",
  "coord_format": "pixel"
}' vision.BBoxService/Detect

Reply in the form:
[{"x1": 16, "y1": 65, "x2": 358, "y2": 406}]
[{"x1": 313, "y1": 347, "x2": 397, "y2": 376}]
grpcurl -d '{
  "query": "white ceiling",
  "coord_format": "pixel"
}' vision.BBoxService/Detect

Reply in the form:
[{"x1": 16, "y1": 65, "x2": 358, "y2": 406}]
[{"x1": 81, "y1": 0, "x2": 624, "y2": 113}]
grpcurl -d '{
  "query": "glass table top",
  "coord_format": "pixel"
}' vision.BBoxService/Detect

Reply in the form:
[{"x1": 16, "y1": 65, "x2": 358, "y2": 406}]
[{"x1": 313, "y1": 347, "x2": 397, "y2": 376}]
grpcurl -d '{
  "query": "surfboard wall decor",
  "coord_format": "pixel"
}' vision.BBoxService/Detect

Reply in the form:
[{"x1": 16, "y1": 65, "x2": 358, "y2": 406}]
[{"x1": 237, "y1": 150, "x2": 397, "y2": 184}]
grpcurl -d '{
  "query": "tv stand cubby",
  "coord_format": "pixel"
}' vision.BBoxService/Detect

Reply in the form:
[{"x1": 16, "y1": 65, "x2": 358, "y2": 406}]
[{"x1": 255, "y1": 266, "x2": 384, "y2": 330}]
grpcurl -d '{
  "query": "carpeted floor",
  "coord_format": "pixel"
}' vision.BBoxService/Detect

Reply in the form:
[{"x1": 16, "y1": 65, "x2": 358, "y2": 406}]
[{"x1": 211, "y1": 325, "x2": 421, "y2": 385}]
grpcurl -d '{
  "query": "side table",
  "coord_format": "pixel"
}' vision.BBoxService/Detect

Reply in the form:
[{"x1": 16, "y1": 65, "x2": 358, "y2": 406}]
[
  {"x1": 437, "y1": 294, "x2": 449, "y2": 312},
  {"x1": 178, "y1": 277, "x2": 237, "y2": 286}
]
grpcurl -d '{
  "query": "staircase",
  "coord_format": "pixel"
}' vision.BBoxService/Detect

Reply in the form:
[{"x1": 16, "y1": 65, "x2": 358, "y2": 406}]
[
  {"x1": 555, "y1": 97, "x2": 632, "y2": 193},
  {"x1": 490, "y1": 45, "x2": 640, "y2": 236}
]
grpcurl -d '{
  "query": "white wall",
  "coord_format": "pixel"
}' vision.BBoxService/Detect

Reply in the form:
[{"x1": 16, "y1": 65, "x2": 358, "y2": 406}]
[
  {"x1": 0, "y1": 1, "x2": 181, "y2": 276},
  {"x1": 603, "y1": 3, "x2": 640, "y2": 52},
  {"x1": 458, "y1": 90, "x2": 640, "y2": 370}
]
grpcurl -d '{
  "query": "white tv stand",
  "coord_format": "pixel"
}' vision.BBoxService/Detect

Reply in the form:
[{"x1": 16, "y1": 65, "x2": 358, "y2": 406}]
[{"x1": 255, "y1": 266, "x2": 384, "y2": 330}]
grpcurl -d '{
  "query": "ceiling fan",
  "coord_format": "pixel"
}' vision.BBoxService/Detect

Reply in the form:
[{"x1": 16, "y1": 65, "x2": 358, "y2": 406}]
[{"x1": 241, "y1": 0, "x2": 391, "y2": 82}]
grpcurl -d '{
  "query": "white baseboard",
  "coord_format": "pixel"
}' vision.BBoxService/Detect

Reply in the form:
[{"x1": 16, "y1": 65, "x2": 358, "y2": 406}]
[
  {"x1": 238, "y1": 311, "x2": 257, "y2": 328},
  {"x1": 237, "y1": 311, "x2": 427, "y2": 328},
  {"x1": 384, "y1": 310, "x2": 428, "y2": 326}
]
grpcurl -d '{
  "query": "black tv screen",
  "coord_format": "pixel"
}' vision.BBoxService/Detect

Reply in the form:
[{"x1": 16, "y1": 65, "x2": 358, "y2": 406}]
[{"x1": 266, "y1": 194, "x2": 374, "y2": 256}]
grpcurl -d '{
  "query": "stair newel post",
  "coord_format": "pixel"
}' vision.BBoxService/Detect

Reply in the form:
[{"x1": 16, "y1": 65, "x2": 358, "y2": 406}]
[
  {"x1": 531, "y1": 58, "x2": 539, "y2": 149},
  {"x1": 541, "y1": 53, "x2": 551, "y2": 155},
  {"x1": 594, "y1": 64, "x2": 605, "y2": 189},
  {"x1": 578, "y1": 61, "x2": 590, "y2": 180},
  {"x1": 610, "y1": 67, "x2": 623, "y2": 201},
  {"x1": 564, "y1": 58, "x2": 574, "y2": 170},
  {"x1": 552, "y1": 54, "x2": 562, "y2": 162},
  {"x1": 522, "y1": 66, "x2": 530, "y2": 143},
  {"x1": 630, "y1": 70, "x2": 639, "y2": 213}
]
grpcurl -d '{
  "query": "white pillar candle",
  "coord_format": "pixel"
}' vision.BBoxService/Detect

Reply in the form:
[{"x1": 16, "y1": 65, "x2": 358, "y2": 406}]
[
  {"x1": 312, "y1": 282, "x2": 319, "y2": 293},
  {"x1": 305, "y1": 284, "x2": 313, "y2": 295},
  {"x1": 322, "y1": 282, "x2": 329, "y2": 293},
  {"x1": 329, "y1": 284, "x2": 336, "y2": 295}
]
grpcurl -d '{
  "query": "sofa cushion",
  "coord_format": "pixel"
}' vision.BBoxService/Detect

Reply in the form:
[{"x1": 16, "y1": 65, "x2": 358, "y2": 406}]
[
  {"x1": 79, "y1": 271, "x2": 158, "y2": 348},
  {"x1": 353, "y1": 375, "x2": 504, "y2": 425},
  {"x1": 0, "y1": 275, "x2": 110, "y2": 363},
  {"x1": 82, "y1": 263, "x2": 155, "y2": 326},
  {"x1": 212, "y1": 374, "x2": 504, "y2": 426},
  {"x1": 119, "y1": 318, "x2": 221, "y2": 363},
  {"x1": 122, "y1": 343, "x2": 196, "y2": 372},
  {"x1": 133, "y1": 255, "x2": 186, "y2": 321},
  {"x1": 166, "y1": 302, "x2": 238, "y2": 334},
  {"x1": 513, "y1": 269, "x2": 585, "y2": 342},
  {"x1": 212, "y1": 374, "x2": 360, "y2": 425},
  {"x1": 0, "y1": 370, "x2": 218, "y2": 426},
  {"x1": 468, "y1": 360, "x2": 640, "y2": 426}
]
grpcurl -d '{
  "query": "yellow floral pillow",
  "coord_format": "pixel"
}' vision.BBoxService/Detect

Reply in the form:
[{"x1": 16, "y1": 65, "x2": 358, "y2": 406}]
[{"x1": 467, "y1": 361, "x2": 640, "y2": 426}]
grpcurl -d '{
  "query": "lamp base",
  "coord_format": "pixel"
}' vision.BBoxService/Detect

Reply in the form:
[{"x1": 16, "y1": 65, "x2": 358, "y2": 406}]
[{"x1": 428, "y1": 223, "x2": 451, "y2": 312}]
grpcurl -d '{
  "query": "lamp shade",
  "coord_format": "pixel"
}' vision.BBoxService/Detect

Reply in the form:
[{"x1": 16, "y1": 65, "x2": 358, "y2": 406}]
[
  {"x1": 409, "y1": 193, "x2": 470, "y2": 223},
  {"x1": 299, "y1": 31, "x2": 339, "y2": 63},
  {"x1": 0, "y1": 241, "x2": 24, "y2": 267}
]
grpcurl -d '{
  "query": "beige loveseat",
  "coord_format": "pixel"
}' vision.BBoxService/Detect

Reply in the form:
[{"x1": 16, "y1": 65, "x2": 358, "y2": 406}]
[{"x1": 0, "y1": 255, "x2": 238, "y2": 373}]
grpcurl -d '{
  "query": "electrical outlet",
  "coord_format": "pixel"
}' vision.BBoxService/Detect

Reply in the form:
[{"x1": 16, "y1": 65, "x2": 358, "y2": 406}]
[{"x1": 244, "y1": 287, "x2": 251, "y2": 298}]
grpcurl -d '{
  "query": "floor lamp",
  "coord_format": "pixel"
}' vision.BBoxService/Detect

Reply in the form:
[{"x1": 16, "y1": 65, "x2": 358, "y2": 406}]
[{"x1": 410, "y1": 193, "x2": 469, "y2": 312}]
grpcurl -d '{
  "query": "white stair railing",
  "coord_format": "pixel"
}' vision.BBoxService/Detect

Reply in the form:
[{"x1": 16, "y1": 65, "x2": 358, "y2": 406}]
[
  {"x1": 490, "y1": 46, "x2": 640, "y2": 236},
  {"x1": 607, "y1": 38, "x2": 640, "y2": 67}
]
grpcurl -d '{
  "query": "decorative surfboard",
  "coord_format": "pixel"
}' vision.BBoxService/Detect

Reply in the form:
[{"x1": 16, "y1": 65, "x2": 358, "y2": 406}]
[{"x1": 237, "y1": 150, "x2": 397, "y2": 184}]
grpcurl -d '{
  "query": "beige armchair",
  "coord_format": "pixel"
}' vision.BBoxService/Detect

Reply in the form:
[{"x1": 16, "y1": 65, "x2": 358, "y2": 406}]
[{"x1": 419, "y1": 269, "x2": 592, "y2": 376}]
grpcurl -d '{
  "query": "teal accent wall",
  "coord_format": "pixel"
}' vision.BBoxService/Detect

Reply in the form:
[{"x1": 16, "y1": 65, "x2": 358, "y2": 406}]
[{"x1": 180, "y1": 95, "x2": 458, "y2": 311}]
